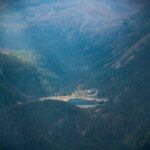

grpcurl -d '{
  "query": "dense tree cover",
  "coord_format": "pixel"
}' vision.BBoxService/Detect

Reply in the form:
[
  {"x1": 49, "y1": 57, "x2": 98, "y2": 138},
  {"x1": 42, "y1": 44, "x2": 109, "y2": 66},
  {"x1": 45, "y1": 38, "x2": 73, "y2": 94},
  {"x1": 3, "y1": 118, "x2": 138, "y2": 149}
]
[{"x1": 0, "y1": 101, "x2": 89, "y2": 150}]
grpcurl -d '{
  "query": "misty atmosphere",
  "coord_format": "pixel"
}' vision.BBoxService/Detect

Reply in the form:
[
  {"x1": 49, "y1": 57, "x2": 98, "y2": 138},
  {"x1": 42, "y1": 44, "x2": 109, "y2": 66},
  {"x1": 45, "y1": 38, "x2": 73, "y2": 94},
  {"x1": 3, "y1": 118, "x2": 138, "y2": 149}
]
[{"x1": 0, "y1": 0, "x2": 150, "y2": 149}]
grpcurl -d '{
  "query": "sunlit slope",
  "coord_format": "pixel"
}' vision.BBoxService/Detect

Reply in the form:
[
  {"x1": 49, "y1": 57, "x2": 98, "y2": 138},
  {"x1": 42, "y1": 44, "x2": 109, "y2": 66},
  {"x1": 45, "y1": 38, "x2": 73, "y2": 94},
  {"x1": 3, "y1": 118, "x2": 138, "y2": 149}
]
[
  {"x1": 0, "y1": 50, "x2": 44, "y2": 107},
  {"x1": 0, "y1": 49, "x2": 74, "y2": 108}
]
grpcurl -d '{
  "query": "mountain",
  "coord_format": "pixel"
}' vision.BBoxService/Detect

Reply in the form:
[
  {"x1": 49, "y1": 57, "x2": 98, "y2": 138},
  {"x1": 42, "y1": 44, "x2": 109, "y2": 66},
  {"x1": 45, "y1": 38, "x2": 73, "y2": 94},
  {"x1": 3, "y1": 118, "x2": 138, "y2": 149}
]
[
  {"x1": 0, "y1": 49, "x2": 47, "y2": 108},
  {"x1": 0, "y1": 0, "x2": 150, "y2": 150},
  {"x1": 81, "y1": 5, "x2": 150, "y2": 150},
  {"x1": 0, "y1": 48, "x2": 78, "y2": 107},
  {"x1": 82, "y1": 4, "x2": 150, "y2": 99}
]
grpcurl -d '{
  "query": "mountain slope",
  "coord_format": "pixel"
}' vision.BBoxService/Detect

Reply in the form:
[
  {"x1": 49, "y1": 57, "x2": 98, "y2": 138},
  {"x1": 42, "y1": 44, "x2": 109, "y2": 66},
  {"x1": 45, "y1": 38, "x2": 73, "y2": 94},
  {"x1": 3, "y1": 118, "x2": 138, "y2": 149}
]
[
  {"x1": 0, "y1": 49, "x2": 61, "y2": 108},
  {"x1": 0, "y1": 1, "x2": 150, "y2": 150},
  {"x1": 0, "y1": 100, "x2": 89, "y2": 150},
  {"x1": 82, "y1": 4, "x2": 150, "y2": 100}
]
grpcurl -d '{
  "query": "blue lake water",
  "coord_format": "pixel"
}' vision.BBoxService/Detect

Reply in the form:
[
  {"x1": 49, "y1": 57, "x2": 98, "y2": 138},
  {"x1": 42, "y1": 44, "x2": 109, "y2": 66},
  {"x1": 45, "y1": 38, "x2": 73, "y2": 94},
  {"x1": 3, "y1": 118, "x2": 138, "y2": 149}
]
[{"x1": 68, "y1": 98, "x2": 96, "y2": 105}]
